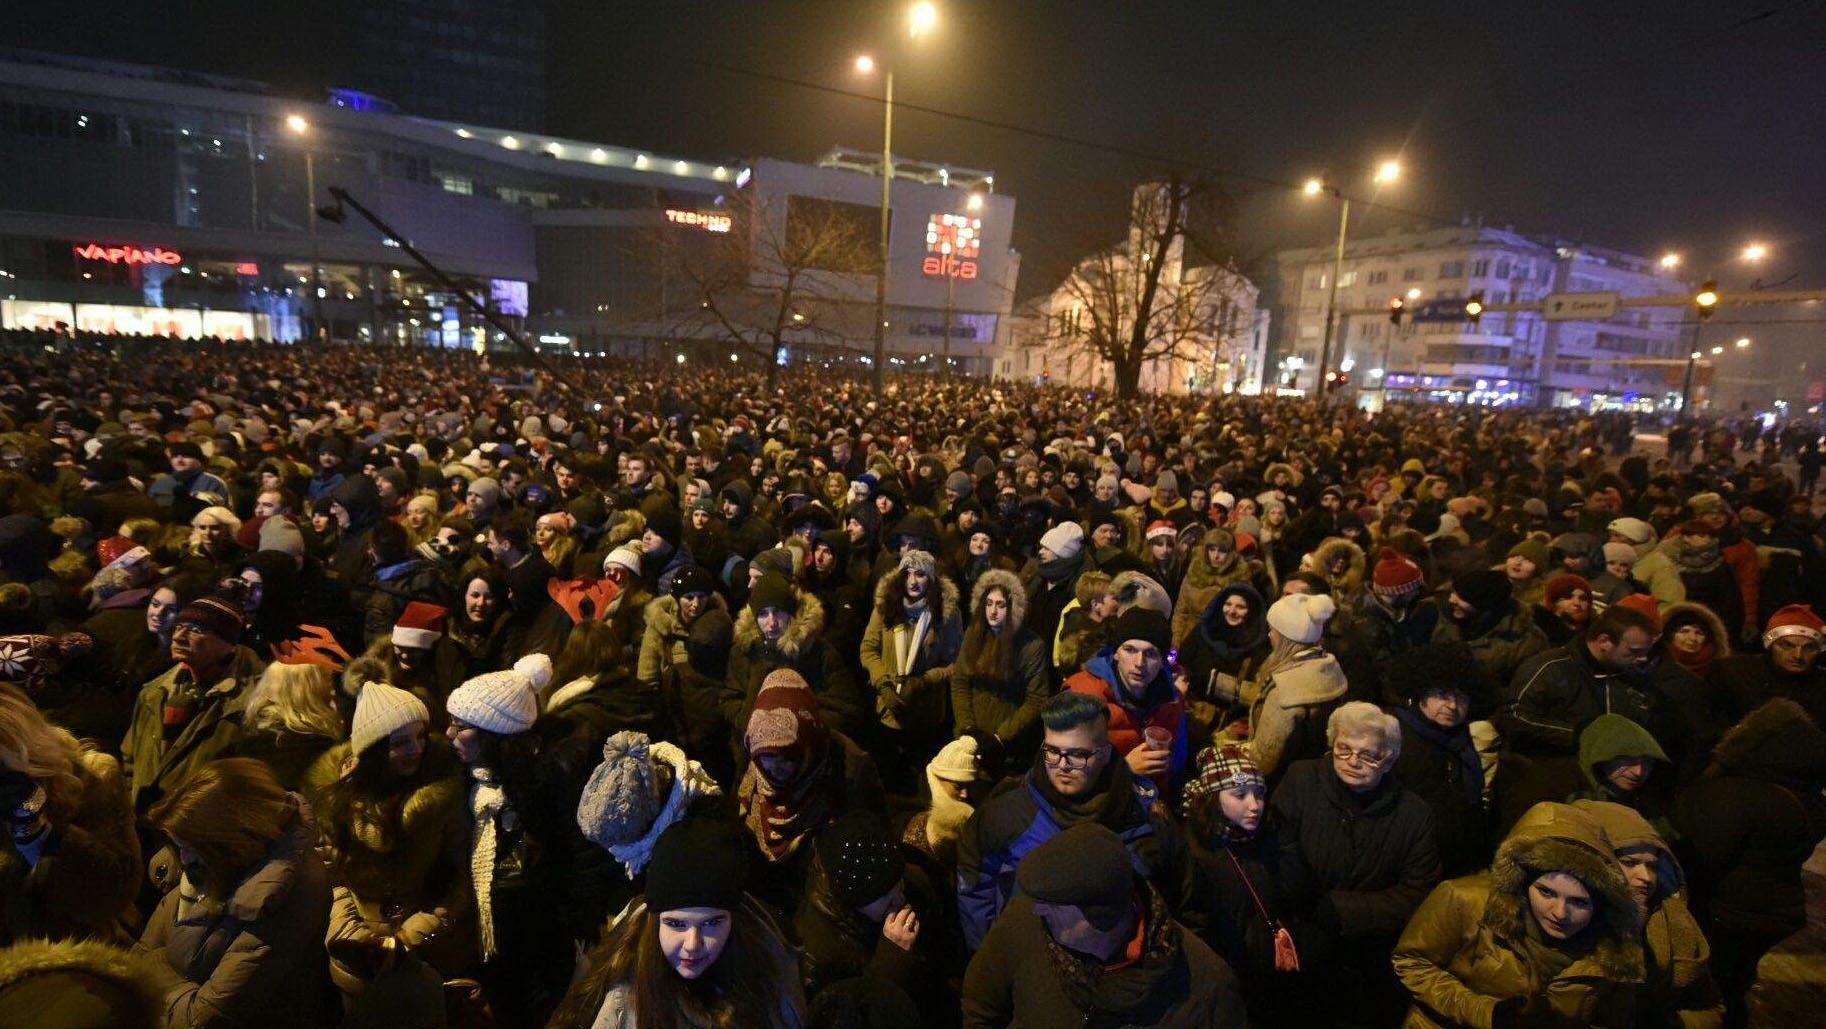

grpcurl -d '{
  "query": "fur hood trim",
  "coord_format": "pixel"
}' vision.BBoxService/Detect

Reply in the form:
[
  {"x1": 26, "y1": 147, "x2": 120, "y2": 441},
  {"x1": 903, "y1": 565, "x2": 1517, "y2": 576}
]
[
  {"x1": 643, "y1": 591, "x2": 730, "y2": 639},
  {"x1": 1486, "y1": 802, "x2": 1644, "y2": 979},
  {"x1": 1109, "y1": 570, "x2": 1173, "y2": 618},
  {"x1": 971, "y1": 569, "x2": 1027, "y2": 633},
  {"x1": 872, "y1": 561, "x2": 962, "y2": 616},
  {"x1": 1709, "y1": 697, "x2": 1826, "y2": 785},
  {"x1": 733, "y1": 586, "x2": 827, "y2": 658},
  {"x1": 1659, "y1": 601, "x2": 1731, "y2": 657},
  {"x1": 0, "y1": 938, "x2": 166, "y2": 1024}
]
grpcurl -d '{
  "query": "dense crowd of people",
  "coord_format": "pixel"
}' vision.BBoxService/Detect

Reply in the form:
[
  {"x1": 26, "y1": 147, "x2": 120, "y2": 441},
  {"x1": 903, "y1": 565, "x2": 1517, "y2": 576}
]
[{"x1": 0, "y1": 329, "x2": 1824, "y2": 1027}]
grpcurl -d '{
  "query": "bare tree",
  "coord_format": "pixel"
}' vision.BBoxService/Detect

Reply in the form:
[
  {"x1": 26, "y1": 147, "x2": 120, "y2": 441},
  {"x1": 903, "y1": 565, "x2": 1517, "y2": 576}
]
[
  {"x1": 1044, "y1": 172, "x2": 1245, "y2": 399},
  {"x1": 655, "y1": 188, "x2": 877, "y2": 389}
]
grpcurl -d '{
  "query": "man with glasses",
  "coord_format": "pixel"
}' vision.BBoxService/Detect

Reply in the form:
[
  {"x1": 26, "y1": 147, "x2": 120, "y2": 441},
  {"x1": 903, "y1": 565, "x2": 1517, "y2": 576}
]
[
  {"x1": 955, "y1": 689, "x2": 1195, "y2": 950},
  {"x1": 120, "y1": 591, "x2": 263, "y2": 813},
  {"x1": 1495, "y1": 603, "x2": 1699, "y2": 833}
]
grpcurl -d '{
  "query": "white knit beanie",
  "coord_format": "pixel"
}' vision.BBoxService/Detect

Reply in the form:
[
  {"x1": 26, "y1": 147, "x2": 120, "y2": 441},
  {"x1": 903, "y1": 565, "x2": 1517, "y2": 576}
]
[
  {"x1": 350, "y1": 680, "x2": 430, "y2": 756},
  {"x1": 929, "y1": 735, "x2": 981, "y2": 783},
  {"x1": 1039, "y1": 522, "x2": 1084, "y2": 561},
  {"x1": 447, "y1": 653, "x2": 551, "y2": 734},
  {"x1": 1267, "y1": 592, "x2": 1337, "y2": 645},
  {"x1": 603, "y1": 544, "x2": 644, "y2": 576}
]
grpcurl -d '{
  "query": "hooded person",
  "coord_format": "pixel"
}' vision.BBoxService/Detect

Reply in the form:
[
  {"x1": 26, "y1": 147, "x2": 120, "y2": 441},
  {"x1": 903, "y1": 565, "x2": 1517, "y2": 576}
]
[
  {"x1": 1300, "y1": 537, "x2": 1367, "y2": 609},
  {"x1": 859, "y1": 550, "x2": 963, "y2": 785},
  {"x1": 1660, "y1": 601, "x2": 1731, "y2": 679},
  {"x1": 1392, "y1": 802, "x2": 1645, "y2": 1029},
  {"x1": 1566, "y1": 714, "x2": 1675, "y2": 841},
  {"x1": 1607, "y1": 517, "x2": 1686, "y2": 606},
  {"x1": 960, "y1": 820, "x2": 1245, "y2": 1027},
  {"x1": 1171, "y1": 524, "x2": 1266, "y2": 646},
  {"x1": 328, "y1": 472, "x2": 385, "y2": 592},
  {"x1": 634, "y1": 564, "x2": 738, "y2": 784},
  {"x1": 1675, "y1": 699, "x2": 1826, "y2": 1029},
  {"x1": 723, "y1": 571, "x2": 867, "y2": 751},
  {"x1": 1573, "y1": 800, "x2": 1724, "y2": 1029},
  {"x1": 736, "y1": 670, "x2": 887, "y2": 917},
  {"x1": 950, "y1": 569, "x2": 1050, "y2": 768},
  {"x1": 1501, "y1": 537, "x2": 1552, "y2": 609}
]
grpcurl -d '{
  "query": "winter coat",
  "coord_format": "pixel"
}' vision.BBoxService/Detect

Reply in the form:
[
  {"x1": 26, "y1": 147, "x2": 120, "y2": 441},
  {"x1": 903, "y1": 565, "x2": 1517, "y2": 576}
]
[
  {"x1": 230, "y1": 726, "x2": 341, "y2": 792},
  {"x1": 133, "y1": 803, "x2": 333, "y2": 1029},
  {"x1": 724, "y1": 588, "x2": 868, "y2": 743},
  {"x1": 1392, "y1": 708, "x2": 1489, "y2": 878},
  {"x1": 961, "y1": 883, "x2": 1245, "y2": 1029},
  {"x1": 636, "y1": 591, "x2": 733, "y2": 758},
  {"x1": 1272, "y1": 757, "x2": 1441, "y2": 943},
  {"x1": 1391, "y1": 802, "x2": 1644, "y2": 1029},
  {"x1": 1235, "y1": 645, "x2": 1348, "y2": 784},
  {"x1": 0, "y1": 750, "x2": 140, "y2": 945},
  {"x1": 1188, "y1": 827, "x2": 1293, "y2": 981},
  {"x1": 950, "y1": 570, "x2": 1050, "y2": 751},
  {"x1": 1176, "y1": 582, "x2": 1271, "y2": 705},
  {"x1": 1573, "y1": 800, "x2": 1724, "y2": 1029},
  {"x1": 1066, "y1": 648, "x2": 1191, "y2": 785},
  {"x1": 955, "y1": 758, "x2": 1196, "y2": 950},
  {"x1": 1303, "y1": 537, "x2": 1368, "y2": 609},
  {"x1": 362, "y1": 558, "x2": 453, "y2": 647},
  {"x1": 793, "y1": 856, "x2": 940, "y2": 1013},
  {"x1": 1626, "y1": 529, "x2": 1688, "y2": 606},
  {"x1": 1674, "y1": 698, "x2": 1826, "y2": 940},
  {"x1": 1171, "y1": 548, "x2": 1265, "y2": 647},
  {"x1": 1566, "y1": 713, "x2": 1675, "y2": 841},
  {"x1": 301, "y1": 743, "x2": 474, "y2": 990},
  {"x1": 1661, "y1": 601, "x2": 1731, "y2": 680},
  {"x1": 1708, "y1": 651, "x2": 1826, "y2": 732},
  {"x1": 1339, "y1": 593, "x2": 1441, "y2": 706},
  {"x1": 60, "y1": 605, "x2": 170, "y2": 747},
  {"x1": 0, "y1": 936, "x2": 170, "y2": 1028},
  {"x1": 120, "y1": 647, "x2": 266, "y2": 813},
  {"x1": 1428, "y1": 598, "x2": 1549, "y2": 717},
  {"x1": 860, "y1": 574, "x2": 964, "y2": 740}
]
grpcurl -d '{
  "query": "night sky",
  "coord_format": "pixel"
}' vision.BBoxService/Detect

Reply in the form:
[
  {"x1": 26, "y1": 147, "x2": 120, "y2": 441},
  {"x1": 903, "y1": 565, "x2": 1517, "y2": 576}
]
[{"x1": 11, "y1": 1, "x2": 1826, "y2": 361}]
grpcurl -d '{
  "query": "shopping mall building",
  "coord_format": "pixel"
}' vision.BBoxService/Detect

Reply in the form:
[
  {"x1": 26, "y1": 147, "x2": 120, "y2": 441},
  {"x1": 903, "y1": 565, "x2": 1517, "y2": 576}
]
[{"x1": 0, "y1": 49, "x2": 1018, "y2": 374}]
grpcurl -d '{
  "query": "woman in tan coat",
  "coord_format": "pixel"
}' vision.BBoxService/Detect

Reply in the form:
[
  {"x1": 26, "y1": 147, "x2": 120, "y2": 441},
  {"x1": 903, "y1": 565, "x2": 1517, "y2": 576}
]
[{"x1": 1393, "y1": 801, "x2": 1645, "y2": 1028}]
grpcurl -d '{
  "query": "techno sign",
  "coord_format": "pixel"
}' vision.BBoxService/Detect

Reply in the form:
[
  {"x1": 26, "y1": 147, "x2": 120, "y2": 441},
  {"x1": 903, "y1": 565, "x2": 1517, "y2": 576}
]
[
  {"x1": 923, "y1": 213, "x2": 980, "y2": 280},
  {"x1": 664, "y1": 209, "x2": 732, "y2": 233},
  {"x1": 72, "y1": 243, "x2": 183, "y2": 266}
]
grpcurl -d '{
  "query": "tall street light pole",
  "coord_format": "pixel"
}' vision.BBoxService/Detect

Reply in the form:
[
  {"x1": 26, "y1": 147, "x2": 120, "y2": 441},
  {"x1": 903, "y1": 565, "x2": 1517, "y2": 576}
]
[
  {"x1": 1304, "y1": 159, "x2": 1398, "y2": 399},
  {"x1": 1676, "y1": 243, "x2": 1765, "y2": 418},
  {"x1": 286, "y1": 114, "x2": 325, "y2": 342}
]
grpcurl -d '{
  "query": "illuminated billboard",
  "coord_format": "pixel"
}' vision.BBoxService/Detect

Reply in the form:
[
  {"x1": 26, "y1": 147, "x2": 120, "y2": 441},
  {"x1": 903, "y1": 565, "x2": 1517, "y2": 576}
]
[
  {"x1": 923, "y1": 213, "x2": 980, "y2": 280},
  {"x1": 72, "y1": 243, "x2": 183, "y2": 266},
  {"x1": 664, "y1": 209, "x2": 732, "y2": 233}
]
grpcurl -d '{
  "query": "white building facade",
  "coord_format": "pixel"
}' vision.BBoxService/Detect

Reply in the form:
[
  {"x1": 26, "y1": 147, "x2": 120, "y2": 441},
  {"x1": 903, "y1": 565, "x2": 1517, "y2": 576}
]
[{"x1": 1269, "y1": 225, "x2": 1691, "y2": 409}]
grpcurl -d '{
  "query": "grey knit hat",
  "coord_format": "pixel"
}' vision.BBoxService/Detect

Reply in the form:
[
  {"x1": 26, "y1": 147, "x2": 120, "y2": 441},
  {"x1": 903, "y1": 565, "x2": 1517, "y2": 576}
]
[
  {"x1": 258, "y1": 516, "x2": 306, "y2": 561},
  {"x1": 577, "y1": 731, "x2": 665, "y2": 850}
]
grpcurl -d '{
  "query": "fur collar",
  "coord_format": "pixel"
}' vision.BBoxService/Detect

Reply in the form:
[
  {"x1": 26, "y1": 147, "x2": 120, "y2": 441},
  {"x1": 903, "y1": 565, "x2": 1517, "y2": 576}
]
[
  {"x1": 1483, "y1": 803, "x2": 1644, "y2": 980},
  {"x1": 733, "y1": 587, "x2": 827, "y2": 658},
  {"x1": 971, "y1": 568, "x2": 1027, "y2": 633},
  {"x1": 0, "y1": 938, "x2": 165, "y2": 1023}
]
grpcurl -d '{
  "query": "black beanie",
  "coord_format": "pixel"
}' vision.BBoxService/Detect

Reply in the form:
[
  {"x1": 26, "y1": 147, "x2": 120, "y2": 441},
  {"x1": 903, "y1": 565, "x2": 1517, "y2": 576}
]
[
  {"x1": 667, "y1": 563, "x2": 715, "y2": 598},
  {"x1": 1454, "y1": 568, "x2": 1513, "y2": 614},
  {"x1": 84, "y1": 457, "x2": 128, "y2": 484},
  {"x1": 1109, "y1": 607, "x2": 1172, "y2": 654},
  {"x1": 167, "y1": 441, "x2": 204, "y2": 461},
  {"x1": 644, "y1": 817, "x2": 746, "y2": 913},
  {"x1": 1016, "y1": 822, "x2": 1133, "y2": 909},
  {"x1": 816, "y1": 812, "x2": 904, "y2": 908},
  {"x1": 747, "y1": 572, "x2": 798, "y2": 616},
  {"x1": 646, "y1": 506, "x2": 682, "y2": 548}
]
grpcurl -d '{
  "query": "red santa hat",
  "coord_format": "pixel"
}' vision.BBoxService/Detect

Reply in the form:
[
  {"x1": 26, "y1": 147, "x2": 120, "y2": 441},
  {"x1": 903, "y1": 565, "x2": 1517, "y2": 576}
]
[
  {"x1": 1764, "y1": 604, "x2": 1825, "y2": 647},
  {"x1": 391, "y1": 601, "x2": 448, "y2": 651}
]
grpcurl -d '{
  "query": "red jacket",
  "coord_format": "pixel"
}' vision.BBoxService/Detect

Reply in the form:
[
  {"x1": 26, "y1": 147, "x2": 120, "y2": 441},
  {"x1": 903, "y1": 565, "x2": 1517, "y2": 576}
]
[{"x1": 1064, "y1": 652, "x2": 1189, "y2": 785}]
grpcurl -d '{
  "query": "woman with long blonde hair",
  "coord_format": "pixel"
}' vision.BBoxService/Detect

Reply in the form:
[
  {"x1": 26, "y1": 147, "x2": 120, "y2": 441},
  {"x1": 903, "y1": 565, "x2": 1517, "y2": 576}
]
[
  {"x1": 0, "y1": 681, "x2": 140, "y2": 943},
  {"x1": 234, "y1": 655, "x2": 348, "y2": 790}
]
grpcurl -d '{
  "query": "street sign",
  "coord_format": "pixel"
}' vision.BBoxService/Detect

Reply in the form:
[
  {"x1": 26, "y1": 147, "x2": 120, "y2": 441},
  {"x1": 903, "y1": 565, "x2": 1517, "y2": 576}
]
[
  {"x1": 1542, "y1": 291, "x2": 1621, "y2": 321},
  {"x1": 1409, "y1": 299, "x2": 1471, "y2": 323}
]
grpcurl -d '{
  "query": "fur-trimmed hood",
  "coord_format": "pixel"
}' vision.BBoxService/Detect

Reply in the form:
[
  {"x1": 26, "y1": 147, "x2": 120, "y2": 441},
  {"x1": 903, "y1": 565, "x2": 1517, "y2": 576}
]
[
  {"x1": 643, "y1": 590, "x2": 731, "y2": 640},
  {"x1": 971, "y1": 568, "x2": 1027, "y2": 634},
  {"x1": 1304, "y1": 536, "x2": 1366, "y2": 594},
  {"x1": 1658, "y1": 601, "x2": 1731, "y2": 656},
  {"x1": 1485, "y1": 802, "x2": 1644, "y2": 979},
  {"x1": 1109, "y1": 569, "x2": 1172, "y2": 618},
  {"x1": 871, "y1": 559, "x2": 962, "y2": 622},
  {"x1": 733, "y1": 585, "x2": 828, "y2": 658},
  {"x1": 1263, "y1": 462, "x2": 1303, "y2": 488},
  {"x1": 0, "y1": 938, "x2": 167, "y2": 1027},
  {"x1": 1709, "y1": 697, "x2": 1826, "y2": 787},
  {"x1": 1572, "y1": 799, "x2": 1685, "y2": 902}
]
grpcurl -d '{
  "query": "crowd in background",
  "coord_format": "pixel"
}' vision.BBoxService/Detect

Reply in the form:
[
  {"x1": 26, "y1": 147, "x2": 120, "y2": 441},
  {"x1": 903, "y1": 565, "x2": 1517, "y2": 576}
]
[{"x1": 1, "y1": 330, "x2": 1825, "y2": 1027}]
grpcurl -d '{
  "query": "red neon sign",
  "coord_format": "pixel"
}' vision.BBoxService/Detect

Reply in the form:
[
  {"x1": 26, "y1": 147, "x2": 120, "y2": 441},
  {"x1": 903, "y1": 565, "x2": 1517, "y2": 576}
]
[
  {"x1": 73, "y1": 243, "x2": 183, "y2": 266},
  {"x1": 923, "y1": 213, "x2": 980, "y2": 280}
]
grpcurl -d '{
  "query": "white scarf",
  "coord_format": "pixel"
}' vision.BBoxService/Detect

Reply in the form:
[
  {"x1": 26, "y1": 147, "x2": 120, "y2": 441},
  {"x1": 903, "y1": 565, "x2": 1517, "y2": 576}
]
[
  {"x1": 606, "y1": 743, "x2": 723, "y2": 877},
  {"x1": 469, "y1": 766, "x2": 508, "y2": 959}
]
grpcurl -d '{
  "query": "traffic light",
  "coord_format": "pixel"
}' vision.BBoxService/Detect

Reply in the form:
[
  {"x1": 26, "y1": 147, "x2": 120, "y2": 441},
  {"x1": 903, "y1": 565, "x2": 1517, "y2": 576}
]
[
  {"x1": 1388, "y1": 296, "x2": 1405, "y2": 325},
  {"x1": 1464, "y1": 293, "x2": 1485, "y2": 326},
  {"x1": 1695, "y1": 281, "x2": 1719, "y2": 321}
]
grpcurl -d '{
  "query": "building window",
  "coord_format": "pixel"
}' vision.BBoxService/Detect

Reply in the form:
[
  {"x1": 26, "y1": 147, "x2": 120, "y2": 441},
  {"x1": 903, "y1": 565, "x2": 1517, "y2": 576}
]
[
  {"x1": 1471, "y1": 258, "x2": 1490, "y2": 277},
  {"x1": 1368, "y1": 269, "x2": 1388, "y2": 285},
  {"x1": 1439, "y1": 261, "x2": 1465, "y2": 278},
  {"x1": 1403, "y1": 266, "x2": 1423, "y2": 281},
  {"x1": 1494, "y1": 258, "x2": 1511, "y2": 278},
  {"x1": 1360, "y1": 321, "x2": 1381, "y2": 340},
  {"x1": 1307, "y1": 273, "x2": 1327, "y2": 289},
  {"x1": 1338, "y1": 270, "x2": 1357, "y2": 288}
]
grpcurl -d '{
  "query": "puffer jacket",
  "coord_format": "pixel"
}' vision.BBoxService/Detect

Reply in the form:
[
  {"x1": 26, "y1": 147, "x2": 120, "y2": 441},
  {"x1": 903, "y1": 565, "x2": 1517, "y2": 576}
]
[
  {"x1": 1392, "y1": 802, "x2": 1644, "y2": 1028},
  {"x1": 860, "y1": 573, "x2": 963, "y2": 738},
  {"x1": 302, "y1": 743, "x2": 474, "y2": 990},
  {"x1": 1675, "y1": 698, "x2": 1826, "y2": 939},
  {"x1": 133, "y1": 801, "x2": 333, "y2": 1029},
  {"x1": 1573, "y1": 800, "x2": 1724, "y2": 1029},
  {"x1": 0, "y1": 750, "x2": 140, "y2": 945},
  {"x1": 961, "y1": 883, "x2": 1245, "y2": 1028},
  {"x1": 950, "y1": 570, "x2": 1050, "y2": 750},
  {"x1": 1243, "y1": 645, "x2": 1348, "y2": 783},
  {"x1": 1065, "y1": 648, "x2": 1190, "y2": 785}
]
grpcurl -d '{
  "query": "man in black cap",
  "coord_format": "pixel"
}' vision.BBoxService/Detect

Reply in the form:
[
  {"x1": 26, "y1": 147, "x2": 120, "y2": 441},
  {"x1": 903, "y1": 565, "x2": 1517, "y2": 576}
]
[
  {"x1": 146, "y1": 441, "x2": 231, "y2": 522},
  {"x1": 640, "y1": 506, "x2": 692, "y2": 590},
  {"x1": 1427, "y1": 567, "x2": 1548, "y2": 694},
  {"x1": 962, "y1": 821, "x2": 1243, "y2": 1026},
  {"x1": 309, "y1": 436, "x2": 349, "y2": 504}
]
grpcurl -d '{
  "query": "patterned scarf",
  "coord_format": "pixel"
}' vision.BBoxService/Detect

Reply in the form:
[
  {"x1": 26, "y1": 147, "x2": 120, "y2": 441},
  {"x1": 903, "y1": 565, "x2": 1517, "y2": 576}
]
[
  {"x1": 738, "y1": 677, "x2": 834, "y2": 862},
  {"x1": 468, "y1": 766, "x2": 507, "y2": 959}
]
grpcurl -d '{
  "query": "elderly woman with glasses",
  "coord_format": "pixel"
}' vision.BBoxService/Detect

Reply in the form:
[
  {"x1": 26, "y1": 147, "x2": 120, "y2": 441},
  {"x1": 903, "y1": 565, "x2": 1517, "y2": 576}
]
[{"x1": 1271, "y1": 701, "x2": 1443, "y2": 1027}]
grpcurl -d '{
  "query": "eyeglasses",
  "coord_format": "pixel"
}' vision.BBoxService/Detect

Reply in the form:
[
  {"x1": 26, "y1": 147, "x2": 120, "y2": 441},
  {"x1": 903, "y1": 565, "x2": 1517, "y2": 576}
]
[
  {"x1": 1040, "y1": 743, "x2": 1106, "y2": 770},
  {"x1": 1333, "y1": 744, "x2": 1389, "y2": 767}
]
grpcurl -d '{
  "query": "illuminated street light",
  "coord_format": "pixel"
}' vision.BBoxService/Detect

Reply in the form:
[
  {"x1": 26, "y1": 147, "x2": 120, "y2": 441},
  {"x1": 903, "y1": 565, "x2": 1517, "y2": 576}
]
[
  {"x1": 1659, "y1": 252, "x2": 1681, "y2": 270},
  {"x1": 1742, "y1": 242, "x2": 1768, "y2": 262},
  {"x1": 284, "y1": 114, "x2": 309, "y2": 135},
  {"x1": 908, "y1": 1, "x2": 939, "y2": 37},
  {"x1": 1405, "y1": 287, "x2": 1422, "y2": 300},
  {"x1": 966, "y1": 192, "x2": 985, "y2": 212},
  {"x1": 1711, "y1": 346, "x2": 1724, "y2": 355},
  {"x1": 1302, "y1": 178, "x2": 1324, "y2": 197},
  {"x1": 854, "y1": 54, "x2": 875, "y2": 74},
  {"x1": 1736, "y1": 337, "x2": 1751, "y2": 348},
  {"x1": 1373, "y1": 159, "x2": 1401, "y2": 184}
]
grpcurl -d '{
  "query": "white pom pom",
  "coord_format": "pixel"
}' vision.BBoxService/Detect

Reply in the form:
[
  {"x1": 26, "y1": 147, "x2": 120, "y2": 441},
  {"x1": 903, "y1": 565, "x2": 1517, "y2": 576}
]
[{"x1": 515, "y1": 653, "x2": 554, "y2": 691}]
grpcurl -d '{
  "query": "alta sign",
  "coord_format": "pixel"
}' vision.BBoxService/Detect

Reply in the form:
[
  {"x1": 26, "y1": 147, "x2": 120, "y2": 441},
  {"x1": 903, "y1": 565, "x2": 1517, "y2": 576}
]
[
  {"x1": 72, "y1": 243, "x2": 183, "y2": 266},
  {"x1": 1542, "y1": 291, "x2": 1621, "y2": 321}
]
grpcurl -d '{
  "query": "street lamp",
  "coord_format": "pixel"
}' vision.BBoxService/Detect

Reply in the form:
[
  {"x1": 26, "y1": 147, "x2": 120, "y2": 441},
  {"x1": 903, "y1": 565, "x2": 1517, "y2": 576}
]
[
  {"x1": 1659, "y1": 252, "x2": 1682, "y2": 270},
  {"x1": 856, "y1": 3, "x2": 939, "y2": 397},
  {"x1": 1679, "y1": 244, "x2": 1765, "y2": 417},
  {"x1": 1303, "y1": 158, "x2": 1400, "y2": 398},
  {"x1": 1742, "y1": 242, "x2": 1769, "y2": 262},
  {"x1": 286, "y1": 114, "x2": 326, "y2": 342}
]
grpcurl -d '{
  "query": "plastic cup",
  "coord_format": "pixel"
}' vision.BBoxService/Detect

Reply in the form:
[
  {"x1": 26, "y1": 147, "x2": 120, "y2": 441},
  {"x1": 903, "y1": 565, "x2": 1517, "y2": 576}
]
[{"x1": 1144, "y1": 726, "x2": 1172, "y2": 751}]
